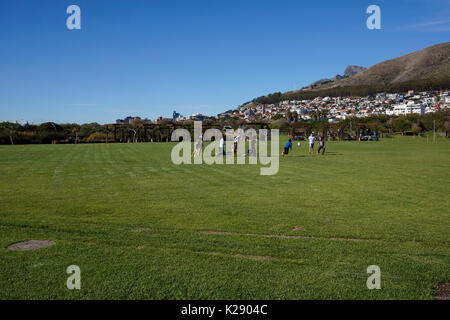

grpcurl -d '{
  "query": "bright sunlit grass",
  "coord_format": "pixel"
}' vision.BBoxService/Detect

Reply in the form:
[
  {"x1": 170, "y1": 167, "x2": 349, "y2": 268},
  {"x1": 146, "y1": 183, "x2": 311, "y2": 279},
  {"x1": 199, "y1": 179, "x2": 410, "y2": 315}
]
[{"x1": 0, "y1": 137, "x2": 449, "y2": 299}]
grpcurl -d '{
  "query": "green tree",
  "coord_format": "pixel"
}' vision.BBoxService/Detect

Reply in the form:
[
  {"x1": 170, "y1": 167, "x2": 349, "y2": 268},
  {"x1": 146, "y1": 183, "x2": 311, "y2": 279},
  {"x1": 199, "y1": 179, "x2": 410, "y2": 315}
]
[{"x1": 411, "y1": 123, "x2": 422, "y2": 136}]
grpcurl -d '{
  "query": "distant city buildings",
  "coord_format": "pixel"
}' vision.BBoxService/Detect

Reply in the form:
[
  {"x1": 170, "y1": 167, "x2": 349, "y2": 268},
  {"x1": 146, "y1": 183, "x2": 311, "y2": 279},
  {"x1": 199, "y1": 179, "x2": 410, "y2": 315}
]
[
  {"x1": 172, "y1": 110, "x2": 180, "y2": 120},
  {"x1": 386, "y1": 102, "x2": 425, "y2": 116},
  {"x1": 156, "y1": 111, "x2": 209, "y2": 122},
  {"x1": 187, "y1": 113, "x2": 207, "y2": 121},
  {"x1": 116, "y1": 116, "x2": 142, "y2": 124},
  {"x1": 115, "y1": 91, "x2": 449, "y2": 125},
  {"x1": 220, "y1": 90, "x2": 449, "y2": 122}
]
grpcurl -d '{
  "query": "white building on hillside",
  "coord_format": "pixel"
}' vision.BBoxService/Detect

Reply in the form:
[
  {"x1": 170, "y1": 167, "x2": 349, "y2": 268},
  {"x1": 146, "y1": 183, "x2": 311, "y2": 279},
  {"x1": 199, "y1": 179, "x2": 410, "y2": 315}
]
[{"x1": 391, "y1": 101, "x2": 425, "y2": 115}]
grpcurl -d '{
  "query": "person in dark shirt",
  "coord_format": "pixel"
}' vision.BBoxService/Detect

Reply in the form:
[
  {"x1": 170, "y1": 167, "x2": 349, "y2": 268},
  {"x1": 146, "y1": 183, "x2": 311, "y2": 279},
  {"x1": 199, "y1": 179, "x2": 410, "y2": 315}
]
[
  {"x1": 318, "y1": 136, "x2": 326, "y2": 155},
  {"x1": 282, "y1": 138, "x2": 293, "y2": 157}
]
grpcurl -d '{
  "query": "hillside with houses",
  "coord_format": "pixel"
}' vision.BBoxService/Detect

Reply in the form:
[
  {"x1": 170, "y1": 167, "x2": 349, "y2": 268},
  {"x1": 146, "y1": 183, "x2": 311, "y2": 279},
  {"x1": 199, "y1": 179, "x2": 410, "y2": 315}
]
[{"x1": 216, "y1": 90, "x2": 449, "y2": 123}]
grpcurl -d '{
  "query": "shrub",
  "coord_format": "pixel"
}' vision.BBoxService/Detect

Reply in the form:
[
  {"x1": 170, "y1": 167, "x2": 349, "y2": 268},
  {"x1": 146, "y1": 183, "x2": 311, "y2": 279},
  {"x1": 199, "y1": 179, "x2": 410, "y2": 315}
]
[{"x1": 86, "y1": 132, "x2": 107, "y2": 142}]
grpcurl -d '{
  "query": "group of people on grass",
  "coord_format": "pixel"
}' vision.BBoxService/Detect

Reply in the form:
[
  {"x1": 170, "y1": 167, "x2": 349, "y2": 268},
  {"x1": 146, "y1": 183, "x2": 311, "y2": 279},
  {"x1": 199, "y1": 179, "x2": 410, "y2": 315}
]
[
  {"x1": 282, "y1": 133, "x2": 326, "y2": 157},
  {"x1": 192, "y1": 132, "x2": 326, "y2": 158},
  {"x1": 193, "y1": 134, "x2": 257, "y2": 158}
]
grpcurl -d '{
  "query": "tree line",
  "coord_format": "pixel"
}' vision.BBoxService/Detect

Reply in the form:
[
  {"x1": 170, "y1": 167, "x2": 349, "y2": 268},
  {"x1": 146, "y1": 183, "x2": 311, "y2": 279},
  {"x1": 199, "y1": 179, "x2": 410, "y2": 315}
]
[
  {"x1": 267, "y1": 111, "x2": 450, "y2": 137},
  {"x1": 1, "y1": 110, "x2": 449, "y2": 145}
]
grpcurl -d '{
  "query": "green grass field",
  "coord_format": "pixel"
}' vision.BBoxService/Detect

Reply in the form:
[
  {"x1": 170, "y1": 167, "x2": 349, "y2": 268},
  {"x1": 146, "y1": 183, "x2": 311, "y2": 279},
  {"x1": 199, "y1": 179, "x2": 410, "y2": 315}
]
[{"x1": 0, "y1": 137, "x2": 449, "y2": 299}]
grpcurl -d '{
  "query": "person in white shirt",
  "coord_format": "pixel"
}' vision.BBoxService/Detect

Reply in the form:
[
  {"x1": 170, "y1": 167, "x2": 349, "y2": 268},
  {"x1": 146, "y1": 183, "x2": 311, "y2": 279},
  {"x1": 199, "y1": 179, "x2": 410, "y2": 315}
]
[
  {"x1": 308, "y1": 133, "x2": 316, "y2": 155},
  {"x1": 233, "y1": 134, "x2": 240, "y2": 155},
  {"x1": 193, "y1": 135, "x2": 203, "y2": 157},
  {"x1": 216, "y1": 136, "x2": 225, "y2": 156}
]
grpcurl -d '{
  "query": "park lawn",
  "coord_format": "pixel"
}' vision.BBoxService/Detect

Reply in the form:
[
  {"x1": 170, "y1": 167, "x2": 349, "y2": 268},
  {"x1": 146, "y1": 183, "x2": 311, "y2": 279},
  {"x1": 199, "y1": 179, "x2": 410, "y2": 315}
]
[{"x1": 0, "y1": 137, "x2": 449, "y2": 299}]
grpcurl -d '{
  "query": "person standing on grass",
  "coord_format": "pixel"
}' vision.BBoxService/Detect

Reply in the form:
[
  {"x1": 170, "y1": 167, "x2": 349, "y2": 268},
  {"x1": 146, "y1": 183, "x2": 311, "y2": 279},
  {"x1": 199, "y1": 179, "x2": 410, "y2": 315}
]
[
  {"x1": 216, "y1": 136, "x2": 225, "y2": 156},
  {"x1": 193, "y1": 134, "x2": 203, "y2": 157},
  {"x1": 233, "y1": 133, "x2": 240, "y2": 155},
  {"x1": 244, "y1": 136, "x2": 257, "y2": 157},
  {"x1": 282, "y1": 138, "x2": 293, "y2": 158},
  {"x1": 318, "y1": 136, "x2": 326, "y2": 155},
  {"x1": 308, "y1": 133, "x2": 316, "y2": 155}
]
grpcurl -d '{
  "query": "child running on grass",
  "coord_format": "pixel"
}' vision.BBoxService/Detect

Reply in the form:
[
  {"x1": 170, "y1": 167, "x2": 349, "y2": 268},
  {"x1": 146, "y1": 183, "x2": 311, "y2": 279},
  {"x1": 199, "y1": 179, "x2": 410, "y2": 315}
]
[{"x1": 282, "y1": 138, "x2": 292, "y2": 157}]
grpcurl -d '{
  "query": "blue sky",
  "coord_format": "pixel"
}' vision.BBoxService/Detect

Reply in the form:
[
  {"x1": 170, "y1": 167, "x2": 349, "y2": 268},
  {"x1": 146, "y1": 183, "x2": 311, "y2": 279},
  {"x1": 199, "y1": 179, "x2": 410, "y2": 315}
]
[{"x1": 0, "y1": 0, "x2": 449, "y2": 124}]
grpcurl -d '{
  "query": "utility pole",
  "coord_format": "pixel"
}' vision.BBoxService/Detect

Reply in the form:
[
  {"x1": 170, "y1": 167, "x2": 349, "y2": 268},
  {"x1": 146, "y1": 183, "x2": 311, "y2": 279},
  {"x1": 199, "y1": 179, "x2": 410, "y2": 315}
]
[
  {"x1": 8, "y1": 127, "x2": 14, "y2": 145},
  {"x1": 433, "y1": 120, "x2": 436, "y2": 143}
]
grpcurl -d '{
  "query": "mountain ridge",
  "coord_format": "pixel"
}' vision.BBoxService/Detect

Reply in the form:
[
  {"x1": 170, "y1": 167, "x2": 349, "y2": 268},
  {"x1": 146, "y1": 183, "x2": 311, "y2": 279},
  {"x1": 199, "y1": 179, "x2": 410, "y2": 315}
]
[
  {"x1": 248, "y1": 42, "x2": 450, "y2": 105},
  {"x1": 310, "y1": 42, "x2": 450, "y2": 90},
  {"x1": 309, "y1": 65, "x2": 366, "y2": 88}
]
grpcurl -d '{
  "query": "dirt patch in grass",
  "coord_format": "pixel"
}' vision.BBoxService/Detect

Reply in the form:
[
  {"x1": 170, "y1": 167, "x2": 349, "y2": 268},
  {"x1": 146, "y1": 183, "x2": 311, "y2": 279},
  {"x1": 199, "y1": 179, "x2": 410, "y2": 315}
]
[
  {"x1": 196, "y1": 251, "x2": 273, "y2": 261},
  {"x1": 200, "y1": 231, "x2": 238, "y2": 236},
  {"x1": 234, "y1": 254, "x2": 273, "y2": 260},
  {"x1": 434, "y1": 283, "x2": 450, "y2": 300},
  {"x1": 198, "y1": 230, "x2": 366, "y2": 242},
  {"x1": 6, "y1": 240, "x2": 55, "y2": 251},
  {"x1": 204, "y1": 251, "x2": 222, "y2": 256},
  {"x1": 292, "y1": 226, "x2": 306, "y2": 231},
  {"x1": 134, "y1": 227, "x2": 157, "y2": 232}
]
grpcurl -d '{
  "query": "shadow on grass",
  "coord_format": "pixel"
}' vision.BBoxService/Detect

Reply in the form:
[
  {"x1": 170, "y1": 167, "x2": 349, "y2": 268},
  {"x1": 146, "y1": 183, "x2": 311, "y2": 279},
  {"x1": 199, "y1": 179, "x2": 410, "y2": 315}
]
[{"x1": 286, "y1": 152, "x2": 343, "y2": 158}]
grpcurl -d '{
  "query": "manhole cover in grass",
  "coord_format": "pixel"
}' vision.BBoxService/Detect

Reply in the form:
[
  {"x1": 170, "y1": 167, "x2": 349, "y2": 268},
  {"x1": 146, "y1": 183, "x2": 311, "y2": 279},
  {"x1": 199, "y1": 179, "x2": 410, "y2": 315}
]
[
  {"x1": 434, "y1": 283, "x2": 450, "y2": 300},
  {"x1": 6, "y1": 240, "x2": 55, "y2": 251}
]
